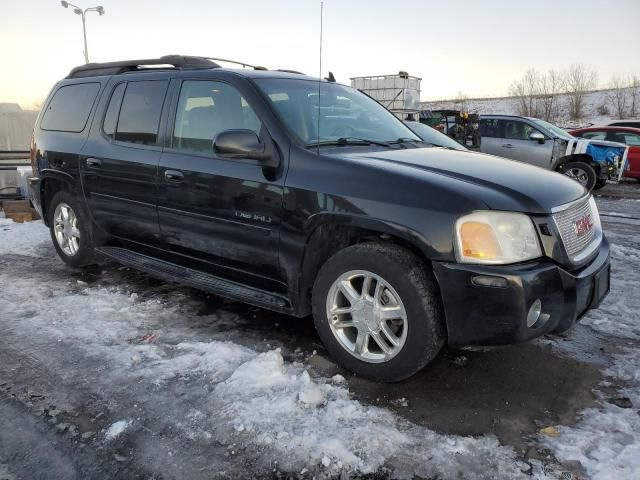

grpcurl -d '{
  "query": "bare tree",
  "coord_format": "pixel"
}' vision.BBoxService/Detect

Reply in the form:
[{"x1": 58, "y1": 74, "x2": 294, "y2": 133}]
[
  {"x1": 538, "y1": 69, "x2": 562, "y2": 121},
  {"x1": 509, "y1": 78, "x2": 529, "y2": 116},
  {"x1": 454, "y1": 91, "x2": 469, "y2": 112},
  {"x1": 607, "y1": 75, "x2": 629, "y2": 119},
  {"x1": 509, "y1": 69, "x2": 541, "y2": 117},
  {"x1": 629, "y1": 75, "x2": 639, "y2": 118},
  {"x1": 564, "y1": 64, "x2": 598, "y2": 121}
]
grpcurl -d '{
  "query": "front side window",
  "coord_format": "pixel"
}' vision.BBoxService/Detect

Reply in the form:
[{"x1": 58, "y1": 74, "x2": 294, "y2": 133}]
[
  {"x1": 254, "y1": 79, "x2": 419, "y2": 145},
  {"x1": 115, "y1": 80, "x2": 167, "y2": 145},
  {"x1": 172, "y1": 80, "x2": 262, "y2": 154},
  {"x1": 503, "y1": 120, "x2": 542, "y2": 141},
  {"x1": 41, "y1": 82, "x2": 100, "y2": 133}
]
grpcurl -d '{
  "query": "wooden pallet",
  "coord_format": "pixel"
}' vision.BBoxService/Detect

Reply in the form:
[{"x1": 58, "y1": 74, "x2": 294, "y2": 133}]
[{"x1": 1, "y1": 200, "x2": 41, "y2": 223}]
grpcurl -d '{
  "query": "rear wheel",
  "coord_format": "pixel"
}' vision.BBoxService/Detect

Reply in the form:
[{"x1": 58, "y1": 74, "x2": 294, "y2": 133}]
[
  {"x1": 560, "y1": 162, "x2": 596, "y2": 191},
  {"x1": 48, "y1": 191, "x2": 96, "y2": 267},
  {"x1": 312, "y1": 243, "x2": 445, "y2": 382}
]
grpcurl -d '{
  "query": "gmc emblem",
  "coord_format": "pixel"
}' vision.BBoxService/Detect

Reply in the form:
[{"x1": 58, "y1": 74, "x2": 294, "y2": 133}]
[{"x1": 574, "y1": 214, "x2": 594, "y2": 237}]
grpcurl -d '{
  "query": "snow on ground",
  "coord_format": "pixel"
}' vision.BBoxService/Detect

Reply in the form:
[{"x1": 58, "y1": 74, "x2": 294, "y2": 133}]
[
  {"x1": 421, "y1": 87, "x2": 637, "y2": 128},
  {"x1": 1, "y1": 200, "x2": 639, "y2": 478},
  {"x1": 541, "y1": 222, "x2": 640, "y2": 480},
  {"x1": 0, "y1": 218, "x2": 541, "y2": 479}
]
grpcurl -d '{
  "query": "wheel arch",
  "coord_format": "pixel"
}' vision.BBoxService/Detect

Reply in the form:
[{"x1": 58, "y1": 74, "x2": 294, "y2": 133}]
[
  {"x1": 39, "y1": 170, "x2": 77, "y2": 226},
  {"x1": 554, "y1": 154, "x2": 602, "y2": 175},
  {"x1": 294, "y1": 213, "x2": 440, "y2": 316}
]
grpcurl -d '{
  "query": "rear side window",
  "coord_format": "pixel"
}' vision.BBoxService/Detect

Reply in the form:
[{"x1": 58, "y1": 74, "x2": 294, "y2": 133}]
[
  {"x1": 103, "y1": 83, "x2": 126, "y2": 138},
  {"x1": 115, "y1": 80, "x2": 167, "y2": 145},
  {"x1": 479, "y1": 119, "x2": 504, "y2": 138},
  {"x1": 41, "y1": 82, "x2": 100, "y2": 132}
]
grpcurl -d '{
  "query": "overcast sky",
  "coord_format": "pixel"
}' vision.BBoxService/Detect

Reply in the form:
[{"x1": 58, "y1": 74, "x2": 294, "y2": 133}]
[{"x1": 1, "y1": 0, "x2": 639, "y2": 108}]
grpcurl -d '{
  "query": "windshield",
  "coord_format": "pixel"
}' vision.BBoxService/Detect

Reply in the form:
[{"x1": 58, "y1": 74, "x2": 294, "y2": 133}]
[
  {"x1": 403, "y1": 121, "x2": 467, "y2": 151},
  {"x1": 529, "y1": 118, "x2": 573, "y2": 139},
  {"x1": 254, "y1": 78, "x2": 421, "y2": 146}
]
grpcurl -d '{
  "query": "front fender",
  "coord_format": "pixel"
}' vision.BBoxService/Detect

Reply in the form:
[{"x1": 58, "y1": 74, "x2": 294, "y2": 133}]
[{"x1": 302, "y1": 212, "x2": 438, "y2": 260}]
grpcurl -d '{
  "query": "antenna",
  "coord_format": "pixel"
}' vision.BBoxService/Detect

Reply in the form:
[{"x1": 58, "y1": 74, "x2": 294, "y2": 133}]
[{"x1": 316, "y1": 1, "x2": 323, "y2": 154}]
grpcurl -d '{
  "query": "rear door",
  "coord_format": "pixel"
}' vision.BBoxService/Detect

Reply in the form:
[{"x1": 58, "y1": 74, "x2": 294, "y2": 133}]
[
  {"x1": 157, "y1": 78, "x2": 284, "y2": 285},
  {"x1": 81, "y1": 79, "x2": 169, "y2": 244},
  {"x1": 608, "y1": 130, "x2": 640, "y2": 177},
  {"x1": 478, "y1": 118, "x2": 505, "y2": 156}
]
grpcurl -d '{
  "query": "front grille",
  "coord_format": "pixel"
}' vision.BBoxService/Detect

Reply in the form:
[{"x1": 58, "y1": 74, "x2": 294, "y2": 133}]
[{"x1": 552, "y1": 197, "x2": 601, "y2": 262}]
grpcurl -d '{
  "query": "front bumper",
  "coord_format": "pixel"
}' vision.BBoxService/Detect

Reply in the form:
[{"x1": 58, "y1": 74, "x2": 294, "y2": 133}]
[{"x1": 432, "y1": 236, "x2": 610, "y2": 346}]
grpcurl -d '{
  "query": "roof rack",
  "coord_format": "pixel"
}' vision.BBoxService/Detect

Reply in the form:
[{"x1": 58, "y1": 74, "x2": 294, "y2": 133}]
[
  {"x1": 67, "y1": 55, "x2": 219, "y2": 78},
  {"x1": 205, "y1": 57, "x2": 267, "y2": 70}
]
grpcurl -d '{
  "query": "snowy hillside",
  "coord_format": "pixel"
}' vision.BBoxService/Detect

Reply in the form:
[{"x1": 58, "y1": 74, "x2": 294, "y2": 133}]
[{"x1": 421, "y1": 87, "x2": 638, "y2": 130}]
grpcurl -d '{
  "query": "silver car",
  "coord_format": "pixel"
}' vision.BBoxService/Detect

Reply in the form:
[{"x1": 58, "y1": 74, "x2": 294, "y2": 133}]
[{"x1": 479, "y1": 115, "x2": 628, "y2": 191}]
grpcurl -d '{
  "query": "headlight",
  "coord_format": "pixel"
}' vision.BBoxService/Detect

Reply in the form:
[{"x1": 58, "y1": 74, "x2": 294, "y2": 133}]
[{"x1": 455, "y1": 211, "x2": 542, "y2": 264}]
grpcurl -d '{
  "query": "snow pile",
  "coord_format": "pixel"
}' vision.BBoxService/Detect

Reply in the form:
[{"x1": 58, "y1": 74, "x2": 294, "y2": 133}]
[{"x1": 105, "y1": 420, "x2": 131, "y2": 441}]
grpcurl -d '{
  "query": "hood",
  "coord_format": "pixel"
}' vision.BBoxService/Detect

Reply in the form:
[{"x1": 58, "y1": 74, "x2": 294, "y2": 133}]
[{"x1": 341, "y1": 147, "x2": 586, "y2": 214}]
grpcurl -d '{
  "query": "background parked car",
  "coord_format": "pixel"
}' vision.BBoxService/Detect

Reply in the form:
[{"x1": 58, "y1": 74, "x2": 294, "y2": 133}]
[
  {"x1": 570, "y1": 126, "x2": 640, "y2": 181},
  {"x1": 403, "y1": 121, "x2": 468, "y2": 151},
  {"x1": 598, "y1": 119, "x2": 640, "y2": 129},
  {"x1": 479, "y1": 115, "x2": 628, "y2": 191}
]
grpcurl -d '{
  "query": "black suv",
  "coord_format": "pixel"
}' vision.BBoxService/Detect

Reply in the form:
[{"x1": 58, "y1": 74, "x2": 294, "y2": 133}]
[{"x1": 29, "y1": 56, "x2": 610, "y2": 381}]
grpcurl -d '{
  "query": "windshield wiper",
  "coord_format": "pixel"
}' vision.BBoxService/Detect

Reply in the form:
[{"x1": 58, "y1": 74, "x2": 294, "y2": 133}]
[
  {"x1": 305, "y1": 137, "x2": 394, "y2": 149},
  {"x1": 393, "y1": 137, "x2": 423, "y2": 144}
]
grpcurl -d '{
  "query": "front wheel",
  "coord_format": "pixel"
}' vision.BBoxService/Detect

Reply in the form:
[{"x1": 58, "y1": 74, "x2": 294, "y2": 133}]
[
  {"x1": 560, "y1": 162, "x2": 596, "y2": 191},
  {"x1": 48, "y1": 191, "x2": 97, "y2": 267},
  {"x1": 312, "y1": 243, "x2": 445, "y2": 382}
]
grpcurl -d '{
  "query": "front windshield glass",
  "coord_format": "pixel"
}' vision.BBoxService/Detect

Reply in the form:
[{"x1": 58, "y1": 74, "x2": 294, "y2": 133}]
[
  {"x1": 530, "y1": 118, "x2": 573, "y2": 139},
  {"x1": 254, "y1": 78, "x2": 421, "y2": 145},
  {"x1": 404, "y1": 121, "x2": 467, "y2": 150}
]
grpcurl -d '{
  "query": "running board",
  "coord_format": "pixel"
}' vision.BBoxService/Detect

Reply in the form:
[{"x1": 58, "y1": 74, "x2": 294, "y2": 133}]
[{"x1": 95, "y1": 246, "x2": 291, "y2": 312}]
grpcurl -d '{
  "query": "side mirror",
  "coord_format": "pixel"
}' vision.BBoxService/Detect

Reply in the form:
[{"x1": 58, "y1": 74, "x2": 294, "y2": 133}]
[
  {"x1": 529, "y1": 132, "x2": 545, "y2": 144},
  {"x1": 214, "y1": 129, "x2": 278, "y2": 167}
]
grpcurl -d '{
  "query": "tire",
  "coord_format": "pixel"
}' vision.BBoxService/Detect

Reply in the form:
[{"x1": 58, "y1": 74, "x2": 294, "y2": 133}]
[
  {"x1": 312, "y1": 242, "x2": 445, "y2": 382},
  {"x1": 560, "y1": 162, "x2": 596, "y2": 191},
  {"x1": 594, "y1": 178, "x2": 608, "y2": 190},
  {"x1": 48, "y1": 190, "x2": 97, "y2": 267}
]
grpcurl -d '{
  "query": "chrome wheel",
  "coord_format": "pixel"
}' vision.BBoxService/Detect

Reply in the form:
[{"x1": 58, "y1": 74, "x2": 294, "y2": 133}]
[
  {"x1": 564, "y1": 167, "x2": 589, "y2": 186},
  {"x1": 326, "y1": 270, "x2": 408, "y2": 363},
  {"x1": 53, "y1": 202, "x2": 80, "y2": 256}
]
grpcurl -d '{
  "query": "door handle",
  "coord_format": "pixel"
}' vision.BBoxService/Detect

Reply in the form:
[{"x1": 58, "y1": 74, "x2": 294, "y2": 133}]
[
  {"x1": 86, "y1": 158, "x2": 102, "y2": 168},
  {"x1": 164, "y1": 170, "x2": 184, "y2": 182},
  {"x1": 502, "y1": 144, "x2": 514, "y2": 149}
]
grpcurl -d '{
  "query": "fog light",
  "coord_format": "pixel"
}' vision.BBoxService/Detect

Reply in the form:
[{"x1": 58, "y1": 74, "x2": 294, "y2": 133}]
[{"x1": 526, "y1": 299, "x2": 542, "y2": 327}]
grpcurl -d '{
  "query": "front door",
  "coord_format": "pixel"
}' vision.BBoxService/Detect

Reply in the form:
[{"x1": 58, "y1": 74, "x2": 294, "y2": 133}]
[
  {"x1": 157, "y1": 79, "x2": 283, "y2": 286},
  {"x1": 500, "y1": 119, "x2": 552, "y2": 168},
  {"x1": 81, "y1": 79, "x2": 169, "y2": 244}
]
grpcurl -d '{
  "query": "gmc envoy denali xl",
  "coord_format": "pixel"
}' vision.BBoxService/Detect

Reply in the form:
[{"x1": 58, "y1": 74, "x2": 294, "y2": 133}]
[{"x1": 29, "y1": 56, "x2": 610, "y2": 381}]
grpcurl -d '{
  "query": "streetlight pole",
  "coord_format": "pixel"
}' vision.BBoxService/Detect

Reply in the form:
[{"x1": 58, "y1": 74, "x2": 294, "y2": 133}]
[{"x1": 60, "y1": 1, "x2": 105, "y2": 64}]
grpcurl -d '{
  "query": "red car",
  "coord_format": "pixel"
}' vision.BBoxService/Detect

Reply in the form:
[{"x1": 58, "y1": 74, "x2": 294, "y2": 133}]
[{"x1": 569, "y1": 126, "x2": 640, "y2": 180}]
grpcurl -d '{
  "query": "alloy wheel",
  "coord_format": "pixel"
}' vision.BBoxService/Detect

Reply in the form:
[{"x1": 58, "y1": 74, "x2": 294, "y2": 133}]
[
  {"x1": 326, "y1": 270, "x2": 408, "y2": 363},
  {"x1": 53, "y1": 202, "x2": 80, "y2": 256}
]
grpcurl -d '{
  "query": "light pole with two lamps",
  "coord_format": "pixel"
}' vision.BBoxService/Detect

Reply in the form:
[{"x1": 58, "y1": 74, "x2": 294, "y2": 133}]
[{"x1": 60, "y1": 1, "x2": 105, "y2": 64}]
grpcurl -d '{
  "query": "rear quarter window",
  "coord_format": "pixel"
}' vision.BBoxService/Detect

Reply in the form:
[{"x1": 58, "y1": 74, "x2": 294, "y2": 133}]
[{"x1": 40, "y1": 82, "x2": 101, "y2": 133}]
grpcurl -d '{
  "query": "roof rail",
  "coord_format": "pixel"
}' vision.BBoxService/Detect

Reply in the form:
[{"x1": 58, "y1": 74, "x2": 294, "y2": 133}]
[
  {"x1": 276, "y1": 69, "x2": 306, "y2": 75},
  {"x1": 205, "y1": 57, "x2": 267, "y2": 70},
  {"x1": 67, "y1": 55, "x2": 219, "y2": 78}
]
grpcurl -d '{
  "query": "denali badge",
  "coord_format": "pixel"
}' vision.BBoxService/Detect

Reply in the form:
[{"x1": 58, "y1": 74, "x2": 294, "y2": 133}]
[{"x1": 574, "y1": 214, "x2": 593, "y2": 237}]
